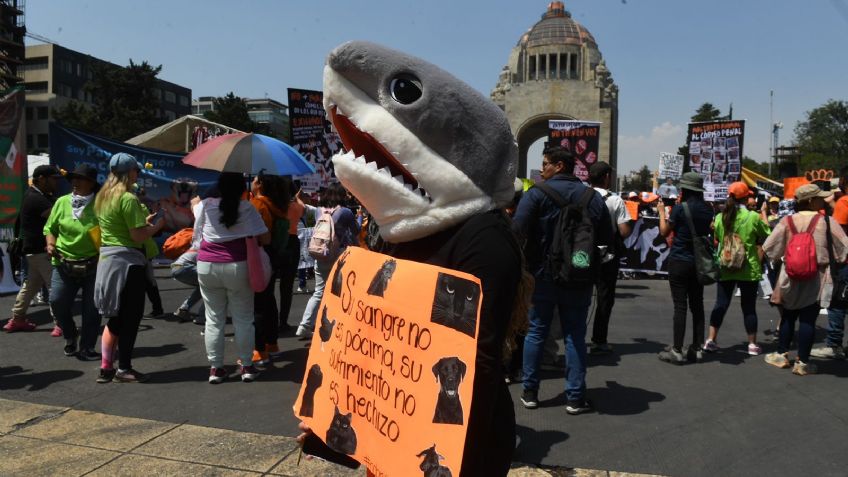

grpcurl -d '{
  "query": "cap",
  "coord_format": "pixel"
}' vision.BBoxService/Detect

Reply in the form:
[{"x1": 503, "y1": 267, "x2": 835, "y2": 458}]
[
  {"x1": 588, "y1": 161, "x2": 613, "y2": 182},
  {"x1": 728, "y1": 182, "x2": 753, "y2": 200},
  {"x1": 628, "y1": 191, "x2": 638, "y2": 199},
  {"x1": 109, "y1": 152, "x2": 142, "y2": 174},
  {"x1": 768, "y1": 196, "x2": 780, "y2": 203},
  {"x1": 32, "y1": 164, "x2": 63, "y2": 179},
  {"x1": 640, "y1": 192, "x2": 659, "y2": 203},
  {"x1": 794, "y1": 183, "x2": 833, "y2": 202},
  {"x1": 678, "y1": 172, "x2": 704, "y2": 192},
  {"x1": 65, "y1": 163, "x2": 99, "y2": 184}
]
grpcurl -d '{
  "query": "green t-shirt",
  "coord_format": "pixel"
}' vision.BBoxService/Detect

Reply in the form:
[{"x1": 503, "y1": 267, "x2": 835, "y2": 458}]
[
  {"x1": 97, "y1": 192, "x2": 148, "y2": 248},
  {"x1": 43, "y1": 194, "x2": 99, "y2": 265},
  {"x1": 713, "y1": 207, "x2": 771, "y2": 282}
]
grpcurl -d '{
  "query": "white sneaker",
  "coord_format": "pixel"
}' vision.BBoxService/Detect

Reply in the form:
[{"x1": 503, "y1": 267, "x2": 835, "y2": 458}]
[{"x1": 295, "y1": 326, "x2": 313, "y2": 338}]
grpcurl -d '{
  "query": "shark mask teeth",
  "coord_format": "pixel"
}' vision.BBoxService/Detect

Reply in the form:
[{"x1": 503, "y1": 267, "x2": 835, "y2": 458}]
[{"x1": 334, "y1": 150, "x2": 431, "y2": 202}]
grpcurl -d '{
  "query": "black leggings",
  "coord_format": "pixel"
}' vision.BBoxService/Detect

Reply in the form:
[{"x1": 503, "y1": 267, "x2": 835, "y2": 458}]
[
  {"x1": 668, "y1": 259, "x2": 705, "y2": 351},
  {"x1": 255, "y1": 268, "x2": 279, "y2": 349},
  {"x1": 107, "y1": 265, "x2": 146, "y2": 370},
  {"x1": 709, "y1": 280, "x2": 758, "y2": 334},
  {"x1": 277, "y1": 235, "x2": 300, "y2": 328}
]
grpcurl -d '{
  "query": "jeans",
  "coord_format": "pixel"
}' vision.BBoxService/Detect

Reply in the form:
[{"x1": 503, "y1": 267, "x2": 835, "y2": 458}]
[
  {"x1": 522, "y1": 280, "x2": 592, "y2": 403},
  {"x1": 709, "y1": 280, "x2": 758, "y2": 334},
  {"x1": 592, "y1": 260, "x2": 619, "y2": 345},
  {"x1": 107, "y1": 265, "x2": 146, "y2": 370},
  {"x1": 778, "y1": 303, "x2": 820, "y2": 362},
  {"x1": 198, "y1": 260, "x2": 255, "y2": 368},
  {"x1": 12, "y1": 253, "x2": 53, "y2": 318},
  {"x1": 171, "y1": 262, "x2": 204, "y2": 316},
  {"x1": 825, "y1": 306, "x2": 846, "y2": 347},
  {"x1": 49, "y1": 265, "x2": 100, "y2": 350},
  {"x1": 667, "y1": 259, "x2": 705, "y2": 351},
  {"x1": 297, "y1": 269, "x2": 307, "y2": 289},
  {"x1": 298, "y1": 261, "x2": 331, "y2": 334}
]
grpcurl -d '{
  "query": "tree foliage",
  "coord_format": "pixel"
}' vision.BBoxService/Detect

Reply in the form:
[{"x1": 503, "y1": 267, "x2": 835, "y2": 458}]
[
  {"x1": 794, "y1": 99, "x2": 848, "y2": 172},
  {"x1": 54, "y1": 60, "x2": 166, "y2": 141},
  {"x1": 203, "y1": 93, "x2": 258, "y2": 133},
  {"x1": 621, "y1": 165, "x2": 653, "y2": 193},
  {"x1": 678, "y1": 103, "x2": 725, "y2": 157}
]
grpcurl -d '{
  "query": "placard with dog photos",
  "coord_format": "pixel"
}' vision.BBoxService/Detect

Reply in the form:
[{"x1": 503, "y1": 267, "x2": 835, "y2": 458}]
[{"x1": 293, "y1": 247, "x2": 482, "y2": 477}]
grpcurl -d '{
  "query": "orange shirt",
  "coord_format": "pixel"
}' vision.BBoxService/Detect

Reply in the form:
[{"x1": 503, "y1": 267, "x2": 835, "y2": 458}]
[
  {"x1": 286, "y1": 199, "x2": 305, "y2": 235},
  {"x1": 250, "y1": 195, "x2": 286, "y2": 230},
  {"x1": 833, "y1": 195, "x2": 848, "y2": 226}
]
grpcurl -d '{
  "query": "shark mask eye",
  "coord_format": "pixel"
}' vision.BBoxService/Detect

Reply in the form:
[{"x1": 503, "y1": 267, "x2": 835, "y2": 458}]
[{"x1": 390, "y1": 74, "x2": 422, "y2": 104}]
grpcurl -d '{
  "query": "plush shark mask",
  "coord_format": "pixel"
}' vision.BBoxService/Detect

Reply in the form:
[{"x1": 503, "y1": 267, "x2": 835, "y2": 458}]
[{"x1": 323, "y1": 41, "x2": 518, "y2": 243}]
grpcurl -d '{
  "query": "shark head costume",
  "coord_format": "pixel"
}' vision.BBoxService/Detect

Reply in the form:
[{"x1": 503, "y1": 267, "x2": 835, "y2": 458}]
[{"x1": 323, "y1": 41, "x2": 518, "y2": 243}]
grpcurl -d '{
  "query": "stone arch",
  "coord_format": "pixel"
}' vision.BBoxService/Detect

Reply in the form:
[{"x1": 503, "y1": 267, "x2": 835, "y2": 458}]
[{"x1": 516, "y1": 113, "x2": 573, "y2": 177}]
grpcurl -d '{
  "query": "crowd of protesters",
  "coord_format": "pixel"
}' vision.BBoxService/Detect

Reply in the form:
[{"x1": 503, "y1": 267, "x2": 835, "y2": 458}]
[{"x1": 3, "y1": 152, "x2": 848, "y2": 402}]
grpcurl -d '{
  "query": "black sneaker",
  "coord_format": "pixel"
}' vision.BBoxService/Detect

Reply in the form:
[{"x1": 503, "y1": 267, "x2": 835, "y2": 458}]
[
  {"x1": 77, "y1": 348, "x2": 102, "y2": 361},
  {"x1": 145, "y1": 309, "x2": 165, "y2": 318},
  {"x1": 520, "y1": 389, "x2": 538, "y2": 409},
  {"x1": 193, "y1": 316, "x2": 206, "y2": 325},
  {"x1": 686, "y1": 345, "x2": 704, "y2": 363},
  {"x1": 174, "y1": 308, "x2": 191, "y2": 322},
  {"x1": 658, "y1": 347, "x2": 686, "y2": 365},
  {"x1": 96, "y1": 368, "x2": 116, "y2": 384},
  {"x1": 565, "y1": 399, "x2": 593, "y2": 415},
  {"x1": 113, "y1": 368, "x2": 150, "y2": 383},
  {"x1": 63, "y1": 339, "x2": 77, "y2": 357}
]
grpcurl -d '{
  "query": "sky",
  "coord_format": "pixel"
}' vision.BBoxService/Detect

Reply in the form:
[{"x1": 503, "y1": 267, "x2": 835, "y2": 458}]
[{"x1": 26, "y1": 0, "x2": 848, "y2": 175}]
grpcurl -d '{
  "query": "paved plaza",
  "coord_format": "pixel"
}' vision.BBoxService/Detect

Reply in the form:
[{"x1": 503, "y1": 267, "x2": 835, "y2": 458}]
[{"x1": 1, "y1": 269, "x2": 847, "y2": 476}]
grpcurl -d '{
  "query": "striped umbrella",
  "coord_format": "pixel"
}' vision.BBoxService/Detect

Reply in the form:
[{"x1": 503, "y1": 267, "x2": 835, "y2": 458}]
[{"x1": 182, "y1": 133, "x2": 316, "y2": 176}]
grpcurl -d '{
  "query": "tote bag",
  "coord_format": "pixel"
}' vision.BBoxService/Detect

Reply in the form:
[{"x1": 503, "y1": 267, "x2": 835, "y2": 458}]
[{"x1": 246, "y1": 236, "x2": 273, "y2": 292}]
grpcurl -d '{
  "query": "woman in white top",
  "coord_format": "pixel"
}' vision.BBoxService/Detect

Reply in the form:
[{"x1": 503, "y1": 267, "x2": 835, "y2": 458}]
[{"x1": 194, "y1": 173, "x2": 269, "y2": 383}]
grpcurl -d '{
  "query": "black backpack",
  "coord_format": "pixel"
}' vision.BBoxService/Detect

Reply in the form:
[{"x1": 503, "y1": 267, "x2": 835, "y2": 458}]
[{"x1": 535, "y1": 183, "x2": 599, "y2": 287}]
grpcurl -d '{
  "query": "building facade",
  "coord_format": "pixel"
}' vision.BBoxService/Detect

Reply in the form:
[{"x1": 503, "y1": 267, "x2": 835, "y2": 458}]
[
  {"x1": 0, "y1": 0, "x2": 24, "y2": 89},
  {"x1": 192, "y1": 95, "x2": 290, "y2": 141},
  {"x1": 22, "y1": 43, "x2": 191, "y2": 153},
  {"x1": 491, "y1": 1, "x2": 618, "y2": 177}
]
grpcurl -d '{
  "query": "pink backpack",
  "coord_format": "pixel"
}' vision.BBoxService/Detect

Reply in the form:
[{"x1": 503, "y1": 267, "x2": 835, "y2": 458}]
[{"x1": 784, "y1": 214, "x2": 821, "y2": 281}]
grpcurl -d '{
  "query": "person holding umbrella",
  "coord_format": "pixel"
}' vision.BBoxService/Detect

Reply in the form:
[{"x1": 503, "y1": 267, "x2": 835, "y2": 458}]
[
  {"x1": 44, "y1": 164, "x2": 102, "y2": 360},
  {"x1": 93, "y1": 153, "x2": 165, "y2": 383}
]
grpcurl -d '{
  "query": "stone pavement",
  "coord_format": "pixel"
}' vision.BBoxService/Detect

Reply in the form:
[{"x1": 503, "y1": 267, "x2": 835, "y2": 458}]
[{"x1": 0, "y1": 399, "x2": 658, "y2": 477}]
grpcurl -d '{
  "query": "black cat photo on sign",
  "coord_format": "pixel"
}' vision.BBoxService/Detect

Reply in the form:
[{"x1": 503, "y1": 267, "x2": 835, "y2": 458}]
[{"x1": 430, "y1": 273, "x2": 481, "y2": 338}]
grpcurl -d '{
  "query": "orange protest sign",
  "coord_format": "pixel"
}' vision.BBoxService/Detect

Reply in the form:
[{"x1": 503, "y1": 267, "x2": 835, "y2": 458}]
[
  {"x1": 783, "y1": 177, "x2": 809, "y2": 199},
  {"x1": 625, "y1": 200, "x2": 639, "y2": 221},
  {"x1": 293, "y1": 247, "x2": 482, "y2": 477}
]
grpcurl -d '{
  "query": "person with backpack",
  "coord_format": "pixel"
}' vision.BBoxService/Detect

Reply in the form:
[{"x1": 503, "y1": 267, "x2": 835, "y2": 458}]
[
  {"x1": 588, "y1": 162, "x2": 632, "y2": 355},
  {"x1": 295, "y1": 184, "x2": 359, "y2": 339},
  {"x1": 249, "y1": 172, "x2": 290, "y2": 366},
  {"x1": 656, "y1": 172, "x2": 714, "y2": 364},
  {"x1": 763, "y1": 184, "x2": 848, "y2": 375},
  {"x1": 513, "y1": 146, "x2": 612, "y2": 414},
  {"x1": 704, "y1": 182, "x2": 771, "y2": 356}
]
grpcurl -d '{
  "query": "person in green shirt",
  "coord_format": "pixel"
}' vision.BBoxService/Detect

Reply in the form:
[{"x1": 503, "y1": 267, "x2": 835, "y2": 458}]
[
  {"x1": 92, "y1": 153, "x2": 164, "y2": 384},
  {"x1": 44, "y1": 164, "x2": 102, "y2": 360},
  {"x1": 704, "y1": 182, "x2": 771, "y2": 356}
]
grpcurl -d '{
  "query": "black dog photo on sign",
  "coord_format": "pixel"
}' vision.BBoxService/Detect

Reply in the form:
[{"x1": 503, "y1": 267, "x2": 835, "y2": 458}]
[
  {"x1": 417, "y1": 444, "x2": 453, "y2": 476},
  {"x1": 432, "y1": 357, "x2": 467, "y2": 425},
  {"x1": 326, "y1": 405, "x2": 357, "y2": 455},
  {"x1": 366, "y1": 258, "x2": 397, "y2": 297},
  {"x1": 299, "y1": 364, "x2": 323, "y2": 417},
  {"x1": 430, "y1": 273, "x2": 480, "y2": 338},
  {"x1": 329, "y1": 250, "x2": 350, "y2": 297}
]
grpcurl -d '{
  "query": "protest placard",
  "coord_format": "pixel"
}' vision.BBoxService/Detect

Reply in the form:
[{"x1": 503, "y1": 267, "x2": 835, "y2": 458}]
[
  {"x1": 548, "y1": 120, "x2": 601, "y2": 182},
  {"x1": 658, "y1": 152, "x2": 684, "y2": 180},
  {"x1": 685, "y1": 120, "x2": 745, "y2": 201},
  {"x1": 293, "y1": 247, "x2": 482, "y2": 477},
  {"x1": 287, "y1": 88, "x2": 345, "y2": 191}
]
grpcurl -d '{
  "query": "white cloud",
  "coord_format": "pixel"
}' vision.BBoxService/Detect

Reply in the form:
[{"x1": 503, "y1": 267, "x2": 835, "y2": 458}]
[{"x1": 617, "y1": 122, "x2": 685, "y2": 174}]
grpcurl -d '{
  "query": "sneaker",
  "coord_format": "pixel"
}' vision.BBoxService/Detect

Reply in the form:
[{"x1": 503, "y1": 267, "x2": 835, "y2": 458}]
[
  {"x1": 747, "y1": 343, "x2": 762, "y2": 356},
  {"x1": 588, "y1": 342, "x2": 613, "y2": 355},
  {"x1": 77, "y1": 348, "x2": 101, "y2": 361},
  {"x1": 252, "y1": 350, "x2": 271, "y2": 366},
  {"x1": 63, "y1": 339, "x2": 77, "y2": 357},
  {"x1": 686, "y1": 345, "x2": 703, "y2": 363},
  {"x1": 296, "y1": 287, "x2": 306, "y2": 293},
  {"x1": 96, "y1": 368, "x2": 116, "y2": 384},
  {"x1": 174, "y1": 308, "x2": 191, "y2": 322},
  {"x1": 50, "y1": 325, "x2": 63, "y2": 337},
  {"x1": 145, "y1": 309, "x2": 165, "y2": 318},
  {"x1": 113, "y1": 368, "x2": 150, "y2": 383},
  {"x1": 792, "y1": 360, "x2": 818, "y2": 376},
  {"x1": 703, "y1": 339, "x2": 719, "y2": 353},
  {"x1": 3, "y1": 318, "x2": 36, "y2": 332},
  {"x1": 810, "y1": 345, "x2": 846, "y2": 360},
  {"x1": 241, "y1": 365, "x2": 259, "y2": 382},
  {"x1": 295, "y1": 326, "x2": 313, "y2": 339},
  {"x1": 193, "y1": 316, "x2": 205, "y2": 326},
  {"x1": 520, "y1": 389, "x2": 538, "y2": 409},
  {"x1": 209, "y1": 367, "x2": 227, "y2": 384},
  {"x1": 764, "y1": 351, "x2": 791, "y2": 369},
  {"x1": 566, "y1": 399, "x2": 593, "y2": 415},
  {"x1": 658, "y1": 347, "x2": 686, "y2": 365}
]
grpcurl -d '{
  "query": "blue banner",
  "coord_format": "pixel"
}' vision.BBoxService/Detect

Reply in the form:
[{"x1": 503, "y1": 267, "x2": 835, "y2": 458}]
[{"x1": 49, "y1": 123, "x2": 219, "y2": 233}]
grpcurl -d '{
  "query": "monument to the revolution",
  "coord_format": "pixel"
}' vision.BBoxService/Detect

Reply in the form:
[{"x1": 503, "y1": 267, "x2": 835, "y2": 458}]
[{"x1": 491, "y1": 1, "x2": 618, "y2": 177}]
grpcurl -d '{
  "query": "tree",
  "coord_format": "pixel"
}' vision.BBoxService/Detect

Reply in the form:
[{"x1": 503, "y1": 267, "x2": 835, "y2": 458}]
[
  {"x1": 741, "y1": 156, "x2": 769, "y2": 175},
  {"x1": 54, "y1": 60, "x2": 166, "y2": 141},
  {"x1": 794, "y1": 99, "x2": 848, "y2": 172},
  {"x1": 203, "y1": 93, "x2": 258, "y2": 133},
  {"x1": 621, "y1": 165, "x2": 653, "y2": 192}
]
